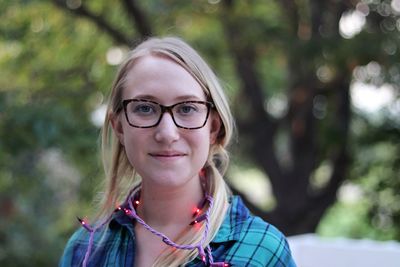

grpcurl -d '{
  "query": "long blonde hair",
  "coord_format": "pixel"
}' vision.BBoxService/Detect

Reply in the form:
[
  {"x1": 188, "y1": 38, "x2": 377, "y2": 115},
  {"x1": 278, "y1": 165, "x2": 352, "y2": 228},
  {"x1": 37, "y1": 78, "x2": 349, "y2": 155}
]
[{"x1": 99, "y1": 36, "x2": 234, "y2": 266}]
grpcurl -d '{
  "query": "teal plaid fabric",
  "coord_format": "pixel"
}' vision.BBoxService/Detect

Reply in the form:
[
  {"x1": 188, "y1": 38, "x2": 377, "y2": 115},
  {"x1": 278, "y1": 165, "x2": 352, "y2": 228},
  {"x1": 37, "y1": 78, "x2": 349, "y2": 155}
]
[{"x1": 60, "y1": 196, "x2": 296, "y2": 267}]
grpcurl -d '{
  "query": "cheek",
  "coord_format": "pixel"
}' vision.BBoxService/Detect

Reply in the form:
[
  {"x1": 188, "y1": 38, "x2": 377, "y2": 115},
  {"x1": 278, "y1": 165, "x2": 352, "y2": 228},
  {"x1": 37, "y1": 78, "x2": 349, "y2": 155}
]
[
  {"x1": 189, "y1": 130, "x2": 212, "y2": 158},
  {"x1": 123, "y1": 138, "x2": 137, "y2": 166},
  {"x1": 190, "y1": 124, "x2": 211, "y2": 144},
  {"x1": 121, "y1": 128, "x2": 144, "y2": 165}
]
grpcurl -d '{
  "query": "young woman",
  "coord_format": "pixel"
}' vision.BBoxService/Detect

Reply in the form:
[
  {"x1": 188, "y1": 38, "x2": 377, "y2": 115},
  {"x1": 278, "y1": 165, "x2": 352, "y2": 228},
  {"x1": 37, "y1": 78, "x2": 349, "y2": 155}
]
[{"x1": 60, "y1": 37, "x2": 296, "y2": 267}]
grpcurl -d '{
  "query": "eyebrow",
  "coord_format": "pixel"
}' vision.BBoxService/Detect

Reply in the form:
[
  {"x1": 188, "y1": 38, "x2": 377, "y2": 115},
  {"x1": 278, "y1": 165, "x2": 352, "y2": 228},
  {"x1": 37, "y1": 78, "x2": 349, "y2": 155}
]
[{"x1": 130, "y1": 94, "x2": 205, "y2": 102}]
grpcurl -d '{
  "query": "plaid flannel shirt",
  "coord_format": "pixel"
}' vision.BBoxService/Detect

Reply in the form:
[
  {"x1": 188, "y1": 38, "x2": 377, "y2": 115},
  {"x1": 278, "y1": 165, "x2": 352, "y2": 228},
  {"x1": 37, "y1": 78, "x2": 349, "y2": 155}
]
[{"x1": 59, "y1": 196, "x2": 296, "y2": 267}]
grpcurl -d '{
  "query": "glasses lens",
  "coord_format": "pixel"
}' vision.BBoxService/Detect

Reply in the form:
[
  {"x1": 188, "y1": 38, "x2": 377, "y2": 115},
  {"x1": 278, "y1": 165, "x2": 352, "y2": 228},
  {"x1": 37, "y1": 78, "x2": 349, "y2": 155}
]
[
  {"x1": 172, "y1": 102, "x2": 209, "y2": 128},
  {"x1": 125, "y1": 100, "x2": 161, "y2": 127}
]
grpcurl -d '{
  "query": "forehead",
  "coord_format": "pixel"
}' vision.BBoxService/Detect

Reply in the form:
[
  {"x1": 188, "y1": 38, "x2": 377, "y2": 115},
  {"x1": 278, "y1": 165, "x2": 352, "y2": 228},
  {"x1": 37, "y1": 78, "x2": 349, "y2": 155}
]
[{"x1": 122, "y1": 55, "x2": 206, "y2": 102}]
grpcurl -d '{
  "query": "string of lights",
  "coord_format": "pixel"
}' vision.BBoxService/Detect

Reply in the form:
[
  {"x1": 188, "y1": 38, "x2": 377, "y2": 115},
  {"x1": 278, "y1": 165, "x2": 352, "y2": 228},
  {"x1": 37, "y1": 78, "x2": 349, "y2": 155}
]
[{"x1": 77, "y1": 173, "x2": 229, "y2": 266}]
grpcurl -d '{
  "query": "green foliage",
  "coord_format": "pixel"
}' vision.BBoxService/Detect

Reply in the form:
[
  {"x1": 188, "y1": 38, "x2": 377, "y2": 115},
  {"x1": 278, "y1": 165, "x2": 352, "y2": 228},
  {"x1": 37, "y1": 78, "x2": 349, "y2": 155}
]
[
  {"x1": 1, "y1": 0, "x2": 400, "y2": 266},
  {"x1": 318, "y1": 116, "x2": 400, "y2": 240},
  {"x1": 0, "y1": 1, "x2": 112, "y2": 265}
]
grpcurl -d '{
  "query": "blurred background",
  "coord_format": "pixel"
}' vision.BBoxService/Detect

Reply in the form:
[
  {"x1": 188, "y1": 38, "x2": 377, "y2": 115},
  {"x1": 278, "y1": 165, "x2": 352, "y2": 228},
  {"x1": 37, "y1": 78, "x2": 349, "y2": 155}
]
[{"x1": 1, "y1": 0, "x2": 399, "y2": 266}]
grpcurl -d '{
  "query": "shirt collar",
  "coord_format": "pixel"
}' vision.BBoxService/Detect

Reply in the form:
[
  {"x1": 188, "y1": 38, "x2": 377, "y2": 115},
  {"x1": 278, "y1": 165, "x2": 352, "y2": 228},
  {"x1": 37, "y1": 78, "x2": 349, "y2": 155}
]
[
  {"x1": 109, "y1": 201, "x2": 136, "y2": 234},
  {"x1": 109, "y1": 195, "x2": 250, "y2": 243},
  {"x1": 211, "y1": 195, "x2": 250, "y2": 243}
]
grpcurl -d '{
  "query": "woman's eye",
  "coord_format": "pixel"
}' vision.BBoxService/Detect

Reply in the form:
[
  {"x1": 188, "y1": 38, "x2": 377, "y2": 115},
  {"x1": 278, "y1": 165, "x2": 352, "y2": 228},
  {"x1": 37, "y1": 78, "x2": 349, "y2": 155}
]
[
  {"x1": 133, "y1": 104, "x2": 156, "y2": 114},
  {"x1": 178, "y1": 104, "x2": 198, "y2": 114}
]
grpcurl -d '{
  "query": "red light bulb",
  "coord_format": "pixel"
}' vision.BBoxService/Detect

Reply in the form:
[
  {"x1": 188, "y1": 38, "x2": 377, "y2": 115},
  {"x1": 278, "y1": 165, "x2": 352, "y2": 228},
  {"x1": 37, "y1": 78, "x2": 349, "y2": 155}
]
[{"x1": 77, "y1": 217, "x2": 92, "y2": 232}]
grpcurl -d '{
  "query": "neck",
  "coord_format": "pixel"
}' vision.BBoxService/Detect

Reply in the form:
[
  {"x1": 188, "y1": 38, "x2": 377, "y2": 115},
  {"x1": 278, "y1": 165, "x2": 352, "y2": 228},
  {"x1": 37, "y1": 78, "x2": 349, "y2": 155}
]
[{"x1": 136, "y1": 177, "x2": 204, "y2": 228}]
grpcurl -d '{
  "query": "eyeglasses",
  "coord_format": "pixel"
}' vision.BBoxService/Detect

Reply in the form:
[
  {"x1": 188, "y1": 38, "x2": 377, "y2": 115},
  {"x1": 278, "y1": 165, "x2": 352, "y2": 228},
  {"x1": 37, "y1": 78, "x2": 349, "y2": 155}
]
[{"x1": 121, "y1": 99, "x2": 214, "y2": 129}]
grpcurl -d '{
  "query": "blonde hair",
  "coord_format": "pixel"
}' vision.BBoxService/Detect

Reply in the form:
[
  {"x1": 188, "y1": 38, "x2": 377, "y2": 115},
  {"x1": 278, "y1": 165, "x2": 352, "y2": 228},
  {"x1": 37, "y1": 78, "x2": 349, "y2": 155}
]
[{"x1": 99, "y1": 37, "x2": 234, "y2": 266}]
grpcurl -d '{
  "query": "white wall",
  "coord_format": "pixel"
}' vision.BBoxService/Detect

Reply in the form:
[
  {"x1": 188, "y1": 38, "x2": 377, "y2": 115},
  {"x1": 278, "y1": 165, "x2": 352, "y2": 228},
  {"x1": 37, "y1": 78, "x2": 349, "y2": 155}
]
[{"x1": 288, "y1": 234, "x2": 400, "y2": 267}]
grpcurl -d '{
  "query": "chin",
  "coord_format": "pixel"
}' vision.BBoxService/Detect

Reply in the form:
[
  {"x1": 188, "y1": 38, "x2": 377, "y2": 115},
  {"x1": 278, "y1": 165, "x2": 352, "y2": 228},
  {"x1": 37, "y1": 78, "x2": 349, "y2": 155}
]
[{"x1": 143, "y1": 172, "x2": 191, "y2": 187}]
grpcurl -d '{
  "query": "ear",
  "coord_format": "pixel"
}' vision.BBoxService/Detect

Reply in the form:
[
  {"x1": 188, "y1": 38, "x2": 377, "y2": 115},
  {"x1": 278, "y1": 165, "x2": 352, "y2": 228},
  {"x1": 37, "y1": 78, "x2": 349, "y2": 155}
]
[
  {"x1": 110, "y1": 112, "x2": 125, "y2": 146},
  {"x1": 209, "y1": 112, "x2": 222, "y2": 145}
]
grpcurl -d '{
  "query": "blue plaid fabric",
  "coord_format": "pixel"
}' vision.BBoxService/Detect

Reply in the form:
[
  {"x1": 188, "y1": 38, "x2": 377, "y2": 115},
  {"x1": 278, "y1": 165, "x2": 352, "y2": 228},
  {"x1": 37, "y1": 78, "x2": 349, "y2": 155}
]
[{"x1": 60, "y1": 196, "x2": 296, "y2": 267}]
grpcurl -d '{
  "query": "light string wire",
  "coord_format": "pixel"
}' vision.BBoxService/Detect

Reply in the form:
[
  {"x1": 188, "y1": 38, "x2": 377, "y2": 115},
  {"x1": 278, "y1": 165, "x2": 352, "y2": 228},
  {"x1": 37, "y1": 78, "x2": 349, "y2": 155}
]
[
  {"x1": 79, "y1": 215, "x2": 114, "y2": 267},
  {"x1": 79, "y1": 185, "x2": 141, "y2": 267},
  {"x1": 127, "y1": 194, "x2": 213, "y2": 262},
  {"x1": 78, "y1": 185, "x2": 228, "y2": 267}
]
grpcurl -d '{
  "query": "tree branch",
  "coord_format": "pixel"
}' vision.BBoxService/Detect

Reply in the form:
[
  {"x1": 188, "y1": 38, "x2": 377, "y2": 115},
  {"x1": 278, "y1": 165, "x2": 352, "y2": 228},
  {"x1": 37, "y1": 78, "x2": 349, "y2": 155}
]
[
  {"x1": 221, "y1": 0, "x2": 269, "y2": 121},
  {"x1": 321, "y1": 74, "x2": 351, "y2": 198},
  {"x1": 52, "y1": 0, "x2": 132, "y2": 46},
  {"x1": 275, "y1": 0, "x2": 299, "y2": 36},
  {"x1": 121, "y1": 0, "x2": 153, "y2": 38},
  {"x1": 220, "y1": 0, "x2": 283, "y2": 187},
  {"x1": 310, "y1": 0, "x2": 325, "y2": 38}
]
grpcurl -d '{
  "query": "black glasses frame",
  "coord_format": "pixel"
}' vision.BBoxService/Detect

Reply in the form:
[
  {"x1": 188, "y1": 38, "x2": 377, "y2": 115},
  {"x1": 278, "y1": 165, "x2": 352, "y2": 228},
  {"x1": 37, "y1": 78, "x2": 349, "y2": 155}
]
[{"x1": 121, "y1": 99, "x2": 214, "y2": 129}]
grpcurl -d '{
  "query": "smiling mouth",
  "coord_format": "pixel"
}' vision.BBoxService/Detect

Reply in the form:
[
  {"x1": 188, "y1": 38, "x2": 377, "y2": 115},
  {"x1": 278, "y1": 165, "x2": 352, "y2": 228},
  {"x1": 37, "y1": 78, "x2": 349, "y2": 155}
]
[{"x1": 149, "y1": 152, "x2": 186, "y2": 157}]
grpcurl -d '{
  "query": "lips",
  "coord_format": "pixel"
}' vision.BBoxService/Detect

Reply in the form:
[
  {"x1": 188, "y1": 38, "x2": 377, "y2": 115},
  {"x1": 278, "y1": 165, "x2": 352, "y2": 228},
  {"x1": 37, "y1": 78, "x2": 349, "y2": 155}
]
[{"x1": 148, "y1": 151, "x2": 187, "y2": 157}]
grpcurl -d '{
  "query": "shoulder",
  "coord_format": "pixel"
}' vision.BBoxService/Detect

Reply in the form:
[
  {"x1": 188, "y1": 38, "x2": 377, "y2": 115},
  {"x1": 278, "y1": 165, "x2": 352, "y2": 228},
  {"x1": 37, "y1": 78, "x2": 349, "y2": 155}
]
[
  {"x1": 237, "y1": 216, "x2": 295, "y2": 267},
  {"x1": 59, "y1": 219, "x2": 134, "y2": 267},
  {"x1": 59, "y1": 227, "x2": 91, "y2": 267},
  {"x1": 213, "y1": 196, "x2": 296, "y2": 267}
]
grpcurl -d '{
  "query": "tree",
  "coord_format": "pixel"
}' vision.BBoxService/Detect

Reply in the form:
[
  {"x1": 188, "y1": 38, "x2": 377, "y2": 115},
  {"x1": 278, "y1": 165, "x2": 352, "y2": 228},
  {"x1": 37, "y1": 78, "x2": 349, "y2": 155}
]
[
  {"x1": 49, "y1": 0, "x2": 400, "y2": 235},
  {"x1": 1, "y1": 1, "x2": 400, "y2": 265},
  {"x1": 0, "y1": 1, "x2": 116, "y2": 265}
]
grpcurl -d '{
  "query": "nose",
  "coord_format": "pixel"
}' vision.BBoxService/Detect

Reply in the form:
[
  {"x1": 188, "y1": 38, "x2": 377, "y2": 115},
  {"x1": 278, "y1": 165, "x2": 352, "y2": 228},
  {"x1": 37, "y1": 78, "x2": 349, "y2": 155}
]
[{"x1": 154, "y1": 112, "x2": 180, "y2": 143}]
